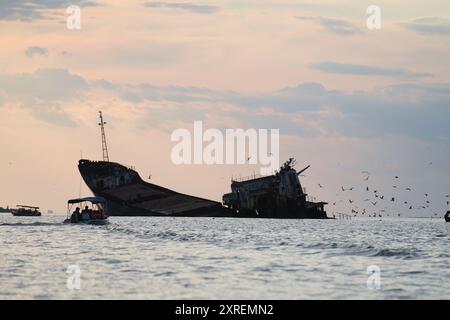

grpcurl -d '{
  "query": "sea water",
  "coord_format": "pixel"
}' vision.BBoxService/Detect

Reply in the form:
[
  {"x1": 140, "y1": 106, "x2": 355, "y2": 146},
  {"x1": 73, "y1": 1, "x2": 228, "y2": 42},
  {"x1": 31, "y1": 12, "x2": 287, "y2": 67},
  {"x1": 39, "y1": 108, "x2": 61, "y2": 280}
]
[{"x1": 0, "y1": 214, "x2": 448, "y2": 299}]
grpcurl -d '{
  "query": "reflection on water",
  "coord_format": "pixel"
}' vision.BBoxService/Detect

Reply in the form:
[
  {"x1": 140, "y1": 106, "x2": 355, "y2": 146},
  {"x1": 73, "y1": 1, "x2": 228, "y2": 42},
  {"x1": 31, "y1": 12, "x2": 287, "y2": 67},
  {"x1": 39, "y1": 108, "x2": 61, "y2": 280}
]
[{"x1": 0, "y1": 214, "x2": 448, "y2": 299}]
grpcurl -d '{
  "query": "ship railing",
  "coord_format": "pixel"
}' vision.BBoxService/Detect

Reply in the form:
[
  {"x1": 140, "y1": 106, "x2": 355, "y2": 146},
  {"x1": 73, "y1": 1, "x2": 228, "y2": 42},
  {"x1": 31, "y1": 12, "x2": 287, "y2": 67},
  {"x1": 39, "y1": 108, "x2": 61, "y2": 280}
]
[{"x1": 232, "y1": 173, "x2": 267, "y2": 182}]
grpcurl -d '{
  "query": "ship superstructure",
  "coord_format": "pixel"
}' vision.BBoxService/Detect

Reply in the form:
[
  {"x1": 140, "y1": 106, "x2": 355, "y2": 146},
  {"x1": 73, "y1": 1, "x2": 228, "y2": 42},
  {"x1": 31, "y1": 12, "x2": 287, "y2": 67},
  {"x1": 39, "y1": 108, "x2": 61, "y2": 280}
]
[{"x1": 222, "y1": 158, "x2": 328, "y2": 218}]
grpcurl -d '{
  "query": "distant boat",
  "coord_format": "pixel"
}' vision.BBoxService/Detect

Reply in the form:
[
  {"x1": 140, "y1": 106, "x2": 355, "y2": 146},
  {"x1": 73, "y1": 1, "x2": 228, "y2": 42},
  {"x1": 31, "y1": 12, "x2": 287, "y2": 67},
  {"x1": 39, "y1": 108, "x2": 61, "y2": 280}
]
[
  {"x1": 11, "y1": 205, "x2": 42, "y2": 216},
  {"x1": 0, "y1": 206, "x2": 11, "y2": 213}
]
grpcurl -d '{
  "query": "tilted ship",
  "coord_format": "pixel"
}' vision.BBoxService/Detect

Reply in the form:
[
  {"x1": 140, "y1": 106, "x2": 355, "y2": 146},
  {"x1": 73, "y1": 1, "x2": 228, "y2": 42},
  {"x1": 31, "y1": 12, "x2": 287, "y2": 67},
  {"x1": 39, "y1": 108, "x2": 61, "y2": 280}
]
[{"x1": 78, "y1": 112, "x2": 328, "y2": 219}]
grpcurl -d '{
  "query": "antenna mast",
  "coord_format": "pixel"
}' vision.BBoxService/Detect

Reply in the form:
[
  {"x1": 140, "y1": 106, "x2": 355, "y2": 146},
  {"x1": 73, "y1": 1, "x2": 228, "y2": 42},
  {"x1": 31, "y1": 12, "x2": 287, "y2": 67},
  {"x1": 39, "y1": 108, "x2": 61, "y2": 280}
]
[{"x1": 98, "y1": 111, "x2": 110, "y2": 162}]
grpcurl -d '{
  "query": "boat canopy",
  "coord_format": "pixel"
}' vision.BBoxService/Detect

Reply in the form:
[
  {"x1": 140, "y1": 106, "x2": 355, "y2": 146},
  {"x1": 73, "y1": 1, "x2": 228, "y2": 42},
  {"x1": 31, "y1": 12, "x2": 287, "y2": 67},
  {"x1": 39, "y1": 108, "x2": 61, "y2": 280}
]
[
  {"x1": 68, "y1": 197, "x2": 107, "y2": 205},
  {"x1": 16, "y1": 205, "x2": 40, "y2": 209}
]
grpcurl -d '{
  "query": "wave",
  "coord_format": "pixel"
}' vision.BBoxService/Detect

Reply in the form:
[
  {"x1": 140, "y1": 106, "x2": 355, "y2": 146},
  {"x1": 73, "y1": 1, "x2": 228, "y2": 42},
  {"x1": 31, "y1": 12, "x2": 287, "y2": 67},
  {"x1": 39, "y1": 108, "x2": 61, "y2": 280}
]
[
  {"x1": 0, "y1": 222, "x2": 63, "y2": 227},
  {"x1": 370, "y1": 248, "x2": 421, "y2": 259}
]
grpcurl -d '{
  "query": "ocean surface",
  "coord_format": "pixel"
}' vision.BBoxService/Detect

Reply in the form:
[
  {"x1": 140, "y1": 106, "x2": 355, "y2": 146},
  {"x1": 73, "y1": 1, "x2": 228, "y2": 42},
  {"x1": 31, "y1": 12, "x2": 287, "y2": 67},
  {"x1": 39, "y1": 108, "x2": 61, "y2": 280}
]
[{"x1": 0, "y1": 214, "x2": 449, "y2": 300}]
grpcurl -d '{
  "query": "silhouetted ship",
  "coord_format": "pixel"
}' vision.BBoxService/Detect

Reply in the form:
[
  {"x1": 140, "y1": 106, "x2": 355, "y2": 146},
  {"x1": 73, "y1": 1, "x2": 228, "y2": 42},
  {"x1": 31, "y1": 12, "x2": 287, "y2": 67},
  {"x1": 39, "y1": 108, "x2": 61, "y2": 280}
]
[
  {"x1": 78, "y1": 112, "x2": 328, "y2": 218},
  {"x1": 79, "y1": 158, "x2": 328, "y2": 219},
  {"x1": 79, "y1": 159, "x2": 227, "y2": 217}
]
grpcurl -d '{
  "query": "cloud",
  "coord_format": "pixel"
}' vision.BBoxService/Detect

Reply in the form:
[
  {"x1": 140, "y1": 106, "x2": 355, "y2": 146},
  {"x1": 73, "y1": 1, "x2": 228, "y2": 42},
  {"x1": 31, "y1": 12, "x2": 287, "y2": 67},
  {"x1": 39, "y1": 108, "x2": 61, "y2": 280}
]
[
  {"x1": 295, "y1": 16, "x2": 361, "y2": 36},
  {"x1": 400, "y1": 17, "x2": 450, "y2": 35},
  {"x1": 143, "y1": 2, "x2": 219, "y2": 14},
  {"x1": 110, "y1": 81, "x2": 450, "y2": 142},
  {"x1": 25, "y1": 46, "x2": 48, "y2": 58},
  {"x1": 0, "y1": 0, "x2": 101, "y2": 21},
  {"x1": 2, "y1": 68, "x2": 449, "y2": 142},
  {"x1": 310, "y1": 62, "x2": 433, "y2": 79},
  {"x1": 0, "y1": 68, "x2": 87, "y2": 127}
]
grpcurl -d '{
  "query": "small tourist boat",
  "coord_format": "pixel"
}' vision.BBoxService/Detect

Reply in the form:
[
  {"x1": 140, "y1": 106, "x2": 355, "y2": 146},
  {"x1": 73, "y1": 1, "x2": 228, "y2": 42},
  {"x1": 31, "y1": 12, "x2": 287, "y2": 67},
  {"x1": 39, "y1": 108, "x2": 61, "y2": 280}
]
[
  {"x1": 11, "y1": 205, "x2": 42, "y2": 216},
  {"x1": 64, "y1": 197, "x2": 109, "y2": 225},
  {"x1": 445, "y1": 211, "x2": 450, "y2": 223}
]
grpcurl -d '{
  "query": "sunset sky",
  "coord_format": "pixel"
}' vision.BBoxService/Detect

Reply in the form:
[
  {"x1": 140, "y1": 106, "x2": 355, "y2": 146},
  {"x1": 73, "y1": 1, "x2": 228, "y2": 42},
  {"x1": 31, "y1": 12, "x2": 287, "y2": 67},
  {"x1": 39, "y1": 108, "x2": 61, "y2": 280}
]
[{"x1": 1, "y1": 0, "x2": 450, "y2": 215}]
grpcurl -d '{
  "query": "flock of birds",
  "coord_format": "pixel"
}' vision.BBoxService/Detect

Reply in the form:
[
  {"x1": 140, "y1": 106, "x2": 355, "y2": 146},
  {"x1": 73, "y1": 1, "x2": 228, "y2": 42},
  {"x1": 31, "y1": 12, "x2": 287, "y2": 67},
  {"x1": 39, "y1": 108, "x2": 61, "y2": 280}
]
[{"x1": 316, "y1": 168, "x2": 449, "y2": 219}]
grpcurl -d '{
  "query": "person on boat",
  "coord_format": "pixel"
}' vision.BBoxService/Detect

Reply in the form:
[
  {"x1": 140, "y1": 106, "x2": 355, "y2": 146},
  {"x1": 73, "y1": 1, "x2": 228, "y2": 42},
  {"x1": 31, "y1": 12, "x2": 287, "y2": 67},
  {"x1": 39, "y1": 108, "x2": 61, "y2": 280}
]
[
  {"x1": 81, "y1": 206, "x2": 90, "y2": 221},
  {"x1": 71, "y1": 207, "x2": 80, "y2": 223}
]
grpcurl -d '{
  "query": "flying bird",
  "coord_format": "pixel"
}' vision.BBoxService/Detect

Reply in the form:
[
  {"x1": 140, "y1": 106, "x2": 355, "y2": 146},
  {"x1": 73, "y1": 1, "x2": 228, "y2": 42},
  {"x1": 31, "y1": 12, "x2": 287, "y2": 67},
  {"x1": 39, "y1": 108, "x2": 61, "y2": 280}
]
[{"x1": 318, "y1": 183, "x2": 324, "y2": 188}]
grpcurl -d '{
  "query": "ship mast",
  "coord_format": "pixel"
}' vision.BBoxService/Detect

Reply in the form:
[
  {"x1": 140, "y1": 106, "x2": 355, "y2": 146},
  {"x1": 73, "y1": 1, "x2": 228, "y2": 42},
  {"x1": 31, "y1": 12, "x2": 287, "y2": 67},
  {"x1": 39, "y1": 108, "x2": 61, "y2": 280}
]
[{"x1": 98, "y1": 111, "x2": 110, "y2": 162}]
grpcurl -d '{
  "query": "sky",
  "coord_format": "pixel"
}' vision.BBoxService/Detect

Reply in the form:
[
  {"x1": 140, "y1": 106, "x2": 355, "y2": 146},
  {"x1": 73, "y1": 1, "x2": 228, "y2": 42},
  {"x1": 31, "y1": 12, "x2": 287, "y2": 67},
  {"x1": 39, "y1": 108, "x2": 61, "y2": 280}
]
[{"x1": 1, "y1": 0, "x2": 450, "y2": 215}]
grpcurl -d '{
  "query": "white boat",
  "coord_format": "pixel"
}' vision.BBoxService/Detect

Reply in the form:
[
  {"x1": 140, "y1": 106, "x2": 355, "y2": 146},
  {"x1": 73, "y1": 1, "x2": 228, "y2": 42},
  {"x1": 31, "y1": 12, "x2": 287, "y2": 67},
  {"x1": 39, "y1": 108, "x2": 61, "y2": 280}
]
[{"x1": 64, "y1": 197, "x2": 109, "y2": 225}]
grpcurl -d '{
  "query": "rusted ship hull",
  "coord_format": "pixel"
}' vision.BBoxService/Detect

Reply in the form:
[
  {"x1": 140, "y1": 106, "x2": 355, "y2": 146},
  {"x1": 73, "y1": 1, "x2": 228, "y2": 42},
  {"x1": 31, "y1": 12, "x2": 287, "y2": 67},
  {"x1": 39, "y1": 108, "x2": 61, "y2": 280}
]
[
  {"x1": 78, "y1": 159, "x2": 231, "y2": 217},
  {"x1": 78, "y1": 159, "x2": 329, "y2": 218}
]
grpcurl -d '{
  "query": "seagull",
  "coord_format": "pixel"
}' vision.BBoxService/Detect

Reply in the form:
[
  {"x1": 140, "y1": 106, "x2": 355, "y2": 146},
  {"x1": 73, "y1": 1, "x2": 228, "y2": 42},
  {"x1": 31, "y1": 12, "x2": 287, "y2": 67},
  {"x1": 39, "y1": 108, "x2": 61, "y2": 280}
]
[
  {"x1": 318, "y1": 184, "x2": 323, "y2": 188},
  {"x1": 447, "y1": 201, "x2": 449, "y2": 206},
  {"x1": 409, "y1": 206, "x2": 413, "y2": 210},
  {"x1": 380, "y1": 195, "x2": 384, "y2": 200},
  {"x1": 395, "y1": 176, "x2": 399, "y2": 179},
  {"x1": 404, "y1": 201, "x2": 408, "y2": 204},
  {"x1": 349, "y1": 187, "x2": 355, "y2": 191},
  {"x1": 148, "y1": 174, "x2": 152, "y2": 180},
  {"x1": 393, "y1": 186, "x2": 397, "y2": 188},
  {"x1": 371, "y1": 202, "x2": 377, "y2": 206},
  {"x1": 405, "y1": 188, "x2": 412, "y2": 191},
  {"x1": 349, "y1": 200, "x2": 354, "y2": 204},
  {"x1": 366, "y1": 187, "x2": 369, "y2": 191},
  {"x1": 425, "y1": 193, "x2": 429, "y2": 197},
  {"x1": 391, "y1": 197, "x2": 395, "y2": 202},
  {"x1": 341, "y1": 186, "x2": 346, "y2": 192}
]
